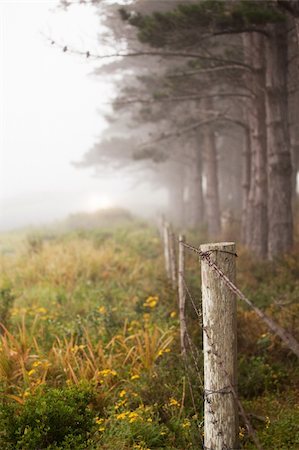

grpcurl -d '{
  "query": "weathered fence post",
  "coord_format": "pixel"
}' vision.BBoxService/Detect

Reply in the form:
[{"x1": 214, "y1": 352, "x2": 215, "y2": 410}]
[
  {"x1": 169, "y1": 230, "x2": 177, "y2": 289},
  {"x1": 200, "y1": 242, "x2": 238, "y2": 450},
  {"x1": 178, "y1": 235, "x2": 187, "y2": 356},
  {"x1": 163, "y1": 221, "x2": 171, "y2": 280}
]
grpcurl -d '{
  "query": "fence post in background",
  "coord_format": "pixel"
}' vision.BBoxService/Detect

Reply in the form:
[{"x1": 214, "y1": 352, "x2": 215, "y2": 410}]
[
  {"x1": 200, "y1": 242, "x2": 238, "y2": 450},
  {"x1": 163, "y1": 221, "x2": 171, "y2": 280},
  {"x1": 157, "y1": 214, "x2": 165, "y2": 240},
  {"x1": 169, "y1": 230, "x2": 177, "y2": 289},
  {"x1": 178, "y1": 235, "x2": 187, "y2": 356}
]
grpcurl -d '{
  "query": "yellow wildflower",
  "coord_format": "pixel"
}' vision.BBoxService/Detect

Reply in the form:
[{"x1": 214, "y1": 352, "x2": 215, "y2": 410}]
[
  {"x1": 114, "y1": 399, "x2": 127, "y2": 410},
  {"x1": 32, "y1": 361, "x2": 42, "y2": 368},
  {"x1": 119, "y1": 390, "x2": 126, "y2": 398},
  {"x1": 143, "y1": 296, "x2": 159, "y2": 308},
  {"x1": 98, "y1": 369, "x2": 117, "y2": 377},
  {"x1": 116, "y1": 412, "x2": 129, "y2": 420},
  {"x1": 28, "y1": 369, "x2": 36, "y2": 377},
  {"x1": 128, "y1": 411, "x2": 140, "y2": 423},
  {"x1": 182, "y1": 419, "x2": 191, "y2": 429},
  {"x1": 157, "y1": 348, "x2": 170, "y2": 357},
  {"x1": 131, "y1": 374, "x2": 140, "y2": 381},
  {"x1": 98, "y1": 306, "x2": 106, "y2": 314},
  {"x1": 169, "y1": 397, "x2": 180, "y2": 407}
]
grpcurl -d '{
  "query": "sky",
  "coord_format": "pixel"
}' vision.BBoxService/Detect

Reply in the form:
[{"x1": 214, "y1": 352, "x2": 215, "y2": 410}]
[{"x1": 0, "y1": 0, "x2": 149, "y2": 231}]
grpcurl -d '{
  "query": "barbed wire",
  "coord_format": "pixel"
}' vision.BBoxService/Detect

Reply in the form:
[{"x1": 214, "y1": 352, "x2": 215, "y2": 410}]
[
  {"x1": 160, "y1": 224, "x2": 271, "y2": 448},
  {"x1": 180, "y1": 240, "x2": 299, "y2": 359},
  {"x1": 183, "y1": 269, "x2": 263, "y2": 449},
  {"x1": 181, "y1": 267, "x2": 242, "y2": 449}
]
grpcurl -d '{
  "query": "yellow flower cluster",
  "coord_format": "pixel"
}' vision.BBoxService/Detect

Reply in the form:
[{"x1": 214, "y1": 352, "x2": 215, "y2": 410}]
[
  {"x1": 114, "y1": 399, "x2": 127, "y2": 410},
  {"x1": 157, "y1": 348, "x2": 171, "y2": 357},
  {"x1": 97, "y1": 368, "x2": 117, "y2": 384},
  {"x1": 98, "y1": 369, "x2": 117, "y2": 377},
  {"x1": 182, "y1": 419, "x2": 191, "y2": 429},
  {"x1": 168, "y1": 397, "x2": 180, "y2": 407},
  {"x1": 95, "y1": 417, "x2": 105, "y2": 432},
  {"x1": 116, "y1": 411, "x2": 141, "y2": 423},
  {"x1": 32, "y1": 360, "x2": 51, "y2": 369},
  {"x1": 143, "y1": 296, "x2": 159, "y2": 309},
  {"x1": 119, "y1": 389, "x2": 127, "y2": 398}
]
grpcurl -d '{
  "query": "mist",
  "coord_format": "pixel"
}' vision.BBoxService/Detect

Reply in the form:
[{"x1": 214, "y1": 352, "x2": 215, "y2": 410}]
[{"x1": 0, "y1": 0, "x2": 167, "y2": 232}]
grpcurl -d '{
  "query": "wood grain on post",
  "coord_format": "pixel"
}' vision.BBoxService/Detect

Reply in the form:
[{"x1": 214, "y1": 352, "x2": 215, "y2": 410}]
[
  {"x1": 200, "y1": 242, "x2": 238, "y2": 450},
  {"x1": 178, "y1": 235, "x2": 187, "y2": 356}
]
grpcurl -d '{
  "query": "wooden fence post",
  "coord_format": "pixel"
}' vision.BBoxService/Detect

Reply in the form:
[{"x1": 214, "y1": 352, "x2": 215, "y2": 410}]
[
  {"x1": 200, "y1": 242, "x2": 238, "y2": 450},
  {"x1": 178, "y1": 235, "x2": 187, "y2": 356},
  {"x1": 163, "y1": 222, "x2": 171, "y2": 280},
  {"x1": 169, "y1": 230, "x2": 177, "y2": 289}
]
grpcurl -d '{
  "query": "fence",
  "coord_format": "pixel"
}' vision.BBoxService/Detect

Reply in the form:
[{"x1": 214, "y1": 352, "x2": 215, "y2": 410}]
[{"x1": 161, "y1": 220, "x2": 299, "y2": 450}]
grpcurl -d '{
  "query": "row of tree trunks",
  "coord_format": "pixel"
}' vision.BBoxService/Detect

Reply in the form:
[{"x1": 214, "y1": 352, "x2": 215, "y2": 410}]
[
  {"x1": 165, "y1": 25, "x2": 294, "y2": 259},
  {"x1": 241, "y1": 23, "x2": 294, "y2": 259}
]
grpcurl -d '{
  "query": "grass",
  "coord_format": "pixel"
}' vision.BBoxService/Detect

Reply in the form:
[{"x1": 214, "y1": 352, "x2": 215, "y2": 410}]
[{"x1": 0, "y1": 215, "x2": 298, "y2": 448}]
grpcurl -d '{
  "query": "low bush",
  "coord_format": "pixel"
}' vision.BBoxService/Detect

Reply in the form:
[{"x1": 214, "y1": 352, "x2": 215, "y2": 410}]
[{"x1": 0, "y1": 384, "x2": 97, "y2": 449}]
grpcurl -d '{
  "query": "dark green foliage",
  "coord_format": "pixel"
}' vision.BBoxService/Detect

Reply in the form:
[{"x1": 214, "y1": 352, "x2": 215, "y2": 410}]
[
  {"x1": 257, "y1": 410, "x2": 299, "y2": 449},
  {"x1": 123, "y1": 0, "x2": 286, "y2": 49},
  {"x1": 238, "y1": 355, "x2": 287, "y2": 398},
  {"x1": 0, "y1": 385, "x2": 96, "y2": 449},
  {"x1": 244, "y1": 403, "x2": 299, "y2": 449}
]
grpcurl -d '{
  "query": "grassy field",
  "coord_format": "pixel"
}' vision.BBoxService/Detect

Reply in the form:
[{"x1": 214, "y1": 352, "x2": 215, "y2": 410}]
[{"x1": 0, "y1": 214, "x2": 298, "y2": 449}]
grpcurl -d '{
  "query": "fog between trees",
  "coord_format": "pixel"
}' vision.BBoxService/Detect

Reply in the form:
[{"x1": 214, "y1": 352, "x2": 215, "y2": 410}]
[{"x1": 69, "y1": 0, "x2": 299, "y2": 260}]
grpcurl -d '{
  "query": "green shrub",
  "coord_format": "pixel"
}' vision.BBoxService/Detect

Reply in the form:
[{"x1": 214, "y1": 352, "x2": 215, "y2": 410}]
[
  {"x1": 238, "y1": 356, "x2": 286, "y2": 398},
  {"x1": 0, "y1": 384, "x2": 97, "y2": 449}
]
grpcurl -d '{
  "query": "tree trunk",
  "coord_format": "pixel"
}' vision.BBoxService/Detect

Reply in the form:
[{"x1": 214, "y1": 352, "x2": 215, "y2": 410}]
[
  {"x1": 187, "y1": 143, "x2": 204, "y2": 228},
  {"x1": 243, "y1": 32, "x2": 268, "y2": 259},
  {"x1": 202, "y1": 98, "x2": 221, "y2": 236},
  {"x1": 241, "y1": 110, "x2": 251, "y2": 244},
  {"x1": 265, "y1": 23, "x2": 293, "y2": 258},
  {"x1": 288, "y1": 17, "x2": 299, "y2": 214},
  {"x1": 167, "y1": 162, "x2": 185, "y2": 227}
]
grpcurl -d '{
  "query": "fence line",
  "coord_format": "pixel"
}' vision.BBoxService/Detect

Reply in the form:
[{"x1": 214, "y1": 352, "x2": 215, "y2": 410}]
[
  {"x1": 160, "y1": 221, "x2": 299, "y2": 448},
  {"x1": 179, "y1": 239, "x2": 260, "y2": 449}
]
